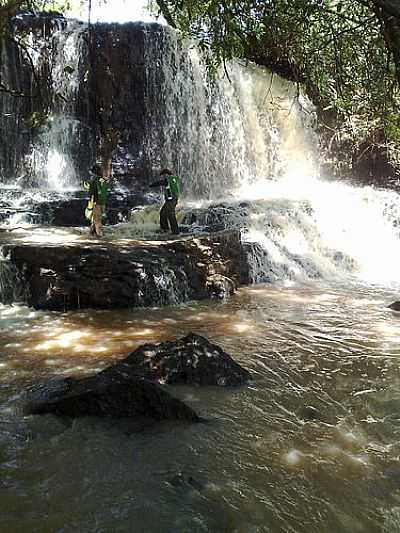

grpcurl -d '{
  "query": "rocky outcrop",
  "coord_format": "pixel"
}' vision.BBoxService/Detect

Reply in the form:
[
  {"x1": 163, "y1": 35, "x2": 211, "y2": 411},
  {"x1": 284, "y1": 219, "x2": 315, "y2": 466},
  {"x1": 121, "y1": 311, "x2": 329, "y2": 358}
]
[
  {"x1": 24, "y1": 374, "x2": 200, "y2": 422},
  {"x1": 116, "y1": 333, "x2": 251, "y2": 386},
  {"x1": 24, "y1": 332, "x2": 250, "y2": 421},
  {"x1": 0, "y1": 230, "x2": 242, "y2": 309}
]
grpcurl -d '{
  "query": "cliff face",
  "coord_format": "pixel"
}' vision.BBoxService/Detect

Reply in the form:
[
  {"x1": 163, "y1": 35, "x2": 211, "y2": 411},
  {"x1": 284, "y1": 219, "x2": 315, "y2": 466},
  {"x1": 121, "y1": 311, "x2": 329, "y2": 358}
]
[
  {"x1": 0, "y1": 14, "x2": 174, "y2": 189},
  {"x1": 0, "y1": 14, "x2": 92, "y2": 187}
]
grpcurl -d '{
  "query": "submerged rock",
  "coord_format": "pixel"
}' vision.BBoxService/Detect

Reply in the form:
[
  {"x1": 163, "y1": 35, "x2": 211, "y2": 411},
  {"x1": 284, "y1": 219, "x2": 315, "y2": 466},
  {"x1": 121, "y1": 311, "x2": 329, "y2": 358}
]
[
  {"x1": 24, "y1": 374, "x2": 200, "y2": 423},
  {"x1": 206, "y1": 274, "x2": 236, "y2": 300},
  {"x1": 118, "y1": 333, "x2": 251, "y2": 386},
  {"x1": 298, "y1": 405, "x2": 324, "y2": 422},
  {"x1": 166, "y1": 472, "x2": 206, "y2": 492},
  {"x1": 388, "y1": 301, "x2": 400, "y2": 311}
]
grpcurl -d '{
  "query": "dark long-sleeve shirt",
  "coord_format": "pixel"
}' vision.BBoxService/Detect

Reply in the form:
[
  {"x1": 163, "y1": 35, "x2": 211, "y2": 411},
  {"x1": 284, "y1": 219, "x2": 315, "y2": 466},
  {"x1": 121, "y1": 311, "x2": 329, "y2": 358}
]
[{"x1": 149, "y1": 177, "x2": 178, "y2": 201}]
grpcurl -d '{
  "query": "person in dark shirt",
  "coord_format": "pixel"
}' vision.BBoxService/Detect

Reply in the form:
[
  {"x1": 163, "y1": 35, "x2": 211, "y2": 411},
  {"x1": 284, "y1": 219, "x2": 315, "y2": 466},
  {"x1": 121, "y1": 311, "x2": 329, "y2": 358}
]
[{"x1": 149, "y1": 168, "x2": 180, "y2": 235}]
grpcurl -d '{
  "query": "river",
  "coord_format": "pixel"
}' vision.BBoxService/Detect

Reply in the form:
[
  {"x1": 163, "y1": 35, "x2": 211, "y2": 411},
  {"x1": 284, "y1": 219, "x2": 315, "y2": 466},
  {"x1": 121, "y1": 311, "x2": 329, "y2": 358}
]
[{"x1": 1, "y1": 280, "x2": 400, "y2": 532}]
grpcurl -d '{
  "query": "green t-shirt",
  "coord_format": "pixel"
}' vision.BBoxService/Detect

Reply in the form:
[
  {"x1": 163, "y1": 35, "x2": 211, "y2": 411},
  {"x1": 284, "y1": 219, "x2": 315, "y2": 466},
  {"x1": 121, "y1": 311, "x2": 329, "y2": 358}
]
[{"x1": 89, "y1": 177, "x2": 108, "y2": 205}]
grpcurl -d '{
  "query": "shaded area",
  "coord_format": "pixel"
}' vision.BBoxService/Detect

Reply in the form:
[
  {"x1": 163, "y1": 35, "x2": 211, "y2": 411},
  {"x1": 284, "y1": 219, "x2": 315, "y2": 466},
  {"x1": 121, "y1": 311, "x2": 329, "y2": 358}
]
[{"x1": 24, "y1": 373, "x2": 200, "y2": 423}]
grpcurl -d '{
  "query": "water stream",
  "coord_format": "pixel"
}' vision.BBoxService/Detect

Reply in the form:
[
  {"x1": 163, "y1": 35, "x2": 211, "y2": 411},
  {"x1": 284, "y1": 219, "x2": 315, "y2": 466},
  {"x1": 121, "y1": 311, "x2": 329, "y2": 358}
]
[{"x1": 1, "y1": 282, "x2": 400, "y2": 532}]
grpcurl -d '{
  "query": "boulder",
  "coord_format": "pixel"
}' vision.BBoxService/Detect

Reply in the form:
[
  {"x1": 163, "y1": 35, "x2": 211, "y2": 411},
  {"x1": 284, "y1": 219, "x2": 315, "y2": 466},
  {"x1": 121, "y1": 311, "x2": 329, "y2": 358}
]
[
  {"x1": 388, "y1": 301, "x2": 400, "y2": 311},
  {"x1": 24, "y1": 374, "x2": 200, "y2": 423},
  {"x1": 117, "y1": 333, "x2": 251, "y2": 386}
]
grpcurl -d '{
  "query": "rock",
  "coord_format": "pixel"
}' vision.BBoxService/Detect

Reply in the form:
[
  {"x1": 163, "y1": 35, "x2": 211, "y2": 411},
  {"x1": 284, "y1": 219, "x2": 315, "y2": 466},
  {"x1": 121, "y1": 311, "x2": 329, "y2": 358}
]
[
  {"x1": 24, "y1": 374, "x2": 200, "y2": 423},
  {"x1": 206, "y1": 274, "x2": 236, "y2": 299},
  {"x1": 388, "y1": 301, "x2": 400, "y2": 311},
  {"x1": 118, "y1": 333, "x2": 251, "y2": 386},
  {"x1": 166, "y1": 472, "x2": 206, "y2": 492},
  {"x1": 298, "y1": 405, "x2": 324, "y2": 422},
  {"x1": 0, "y1": 230, "x2": 241, "y2": 310},
  {"x1": 0, "y1": 189, "x2": 152, "y2": 227},
  {"x1": 36, "y1": 191, "x2": 151, "y2": 226}
]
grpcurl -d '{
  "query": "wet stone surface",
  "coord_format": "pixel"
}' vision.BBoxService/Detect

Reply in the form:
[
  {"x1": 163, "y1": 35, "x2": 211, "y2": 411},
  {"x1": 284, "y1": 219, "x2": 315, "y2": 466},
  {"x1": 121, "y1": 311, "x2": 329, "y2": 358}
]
[{"x1": 0, "y1": 230, "x2": 242, "y2": 310}]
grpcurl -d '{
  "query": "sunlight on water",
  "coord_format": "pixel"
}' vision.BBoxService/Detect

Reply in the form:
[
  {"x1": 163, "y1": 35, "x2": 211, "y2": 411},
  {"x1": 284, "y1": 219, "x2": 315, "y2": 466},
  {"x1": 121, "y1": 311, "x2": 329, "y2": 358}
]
[{"x1": 0, "y1": 283, "x2": 400, "y2": 531}]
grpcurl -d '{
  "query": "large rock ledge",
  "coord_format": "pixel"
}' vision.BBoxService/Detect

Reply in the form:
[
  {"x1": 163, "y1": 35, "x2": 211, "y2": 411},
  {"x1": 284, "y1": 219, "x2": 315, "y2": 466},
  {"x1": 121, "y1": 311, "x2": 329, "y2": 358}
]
[{"x1": 0, "y1": 230, "x2": 243, "y2": 310}]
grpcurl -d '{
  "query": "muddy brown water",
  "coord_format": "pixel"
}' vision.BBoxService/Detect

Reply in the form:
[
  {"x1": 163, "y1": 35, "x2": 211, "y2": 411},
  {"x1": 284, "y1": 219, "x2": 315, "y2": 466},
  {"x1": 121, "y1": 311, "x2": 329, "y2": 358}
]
[{"x1": 1, "y1": 281, "x2": 400, "y2": 532}]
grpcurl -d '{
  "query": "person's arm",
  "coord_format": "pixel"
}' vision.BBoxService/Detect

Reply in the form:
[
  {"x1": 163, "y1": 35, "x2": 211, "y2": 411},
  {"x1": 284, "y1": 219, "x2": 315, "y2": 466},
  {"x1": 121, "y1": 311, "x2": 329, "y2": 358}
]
[{"x1": 149, "y1": 178, "x2": 168, "y2": 188}]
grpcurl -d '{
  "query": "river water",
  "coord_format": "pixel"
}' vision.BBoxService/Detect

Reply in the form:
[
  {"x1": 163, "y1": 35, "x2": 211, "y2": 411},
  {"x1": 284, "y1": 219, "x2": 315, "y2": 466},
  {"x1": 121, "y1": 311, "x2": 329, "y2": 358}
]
[{"x1": 1, "y1": 280, "x2": 400, "y2": 532}]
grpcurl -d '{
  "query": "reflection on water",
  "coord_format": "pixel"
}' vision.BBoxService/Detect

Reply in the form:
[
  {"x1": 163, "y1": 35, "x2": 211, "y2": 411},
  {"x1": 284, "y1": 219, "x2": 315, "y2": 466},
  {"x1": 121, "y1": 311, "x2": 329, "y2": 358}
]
[{"x1": 1, "y1": 282, "x2": 400, "y2": 532}]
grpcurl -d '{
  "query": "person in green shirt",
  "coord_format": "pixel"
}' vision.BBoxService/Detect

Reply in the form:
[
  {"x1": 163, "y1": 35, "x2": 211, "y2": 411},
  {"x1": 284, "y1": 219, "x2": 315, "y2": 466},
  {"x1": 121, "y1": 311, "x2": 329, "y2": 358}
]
[
  {"x1": 85, "y1": 164, "x2": 109, "y2": 237},
  {"x1": 149, "y1": 168, "x2": 180, "y2": 234}
]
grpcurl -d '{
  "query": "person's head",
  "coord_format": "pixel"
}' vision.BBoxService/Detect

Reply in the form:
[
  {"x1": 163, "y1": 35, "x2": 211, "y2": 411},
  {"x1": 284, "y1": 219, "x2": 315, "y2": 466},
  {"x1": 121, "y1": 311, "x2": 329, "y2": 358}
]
[
  {"x1": 160, "y1": 168, "x2": 173, "y2": 176},
  {"x1": 91, "y1": 163, "x2": 102, "y2": 176}
]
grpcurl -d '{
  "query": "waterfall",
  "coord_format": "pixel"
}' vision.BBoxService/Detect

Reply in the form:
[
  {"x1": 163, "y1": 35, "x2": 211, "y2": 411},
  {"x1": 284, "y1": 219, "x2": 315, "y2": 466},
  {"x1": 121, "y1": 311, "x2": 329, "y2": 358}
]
[
  {"x1": 1, "y1": 15, "x2": 400, "y2": 285},
  {"x1": 0, "y1": 15, "x2": 92, "y2": 190},
  {"x1": 143, "y1": 29, "x2": 315, "y2": 199},
  {"x1": 139, "y1": 28, "x2": 400, "y2": 284}
]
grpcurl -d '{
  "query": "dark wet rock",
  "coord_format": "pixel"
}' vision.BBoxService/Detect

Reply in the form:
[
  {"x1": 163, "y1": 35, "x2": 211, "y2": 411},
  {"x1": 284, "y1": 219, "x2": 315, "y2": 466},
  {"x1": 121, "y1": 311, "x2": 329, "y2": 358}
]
[
  {"x1": 367, "y1": 478, "x2": 393, "y2": 500},
  {"x1": 298, "y1": 405, "x2": 324, "y2": 422},
  {"x1": 367, "y1": 467, "x2": 400, "y2": 500},
  {"x1": 388, "y1": 301, "x2": 400, "y2": 311},
  {"x1": 0, "y1": 189, "x2": 152, "y2": 227},
  {"x1": 24, "y1": 373, "x2": 200, "y2": 423},
  {"x1": 166, "y1": 472, "x2": 206, "y2": 492},
  {"x1": 206, "y1": 274, "x2": 236, "y2": 300},
  {"x1": 384, "y1": 466, "x2": 400, "y2": 485},
  {"x1": 36, "y1": 191, "x2": 151, "y2": 226},
  {"x1": 0, "y1": 230, "x2": 241, "y2": 310},
  {"x1": 119, "y1": 333, "x2": 251, "y2": 386},
  {"x1": 298, "y1": 405, "x2": 335, "y2": 423}
]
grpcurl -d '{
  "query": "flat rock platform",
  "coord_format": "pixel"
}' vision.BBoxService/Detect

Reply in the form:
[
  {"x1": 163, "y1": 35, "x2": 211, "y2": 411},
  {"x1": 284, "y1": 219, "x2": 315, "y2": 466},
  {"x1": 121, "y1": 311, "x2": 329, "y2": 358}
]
[{"x1": 0, "y1": 227, "x2": 243, "y2": 310}]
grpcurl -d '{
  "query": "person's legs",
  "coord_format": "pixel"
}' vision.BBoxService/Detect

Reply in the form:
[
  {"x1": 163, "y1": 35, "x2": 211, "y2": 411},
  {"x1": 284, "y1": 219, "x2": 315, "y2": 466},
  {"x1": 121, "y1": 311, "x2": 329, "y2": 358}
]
[
  {"x1": 166, "y1": 199, "x2": 179, "y2": 234},
  {"x1": 93, "y1": 204, "x2": 104, "y2": 236},
  {"x1": 160, "y1": 202, "x2": 169, "y2": 232}
]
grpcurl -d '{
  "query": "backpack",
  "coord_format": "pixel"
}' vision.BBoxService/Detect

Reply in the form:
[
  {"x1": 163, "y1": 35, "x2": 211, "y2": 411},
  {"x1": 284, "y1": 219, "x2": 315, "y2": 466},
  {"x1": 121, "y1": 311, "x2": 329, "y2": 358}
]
[
  {"x1": 85, "y1": 198, "x2": 94, "y2": 221},
  {"x1": 96, "y1": 179, "x2": 108, "y2": 204},
  {"x1": 166, "y1": 175, "x2": 180, "y2": 199}
]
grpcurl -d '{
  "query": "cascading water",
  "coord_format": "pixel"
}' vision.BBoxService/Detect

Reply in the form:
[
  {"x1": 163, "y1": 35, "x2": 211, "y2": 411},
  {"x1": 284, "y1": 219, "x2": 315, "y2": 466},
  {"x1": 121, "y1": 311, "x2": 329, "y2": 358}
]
[
  {"x1": 0, "y1": 15, "x2": 94, "y2": 227},
  {"x1": 124, "y1": 32, "x2": 400, "y2": 285},
  {"x1": 1, "y1": 14, "x2": 400, "y2": 286},
  {"x1": 0, "y1": 15, "x2": 92, "y2": 190}
]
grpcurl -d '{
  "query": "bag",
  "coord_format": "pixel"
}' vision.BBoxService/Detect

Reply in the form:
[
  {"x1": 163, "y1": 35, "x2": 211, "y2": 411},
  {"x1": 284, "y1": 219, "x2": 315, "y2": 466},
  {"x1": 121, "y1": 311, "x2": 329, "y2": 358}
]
[
  {"x1": 167, "y1": 175, "x2": 180, "y2": 198},
  {"x1": 85, "y1": 198, "x2": 94, "y2": 221}
]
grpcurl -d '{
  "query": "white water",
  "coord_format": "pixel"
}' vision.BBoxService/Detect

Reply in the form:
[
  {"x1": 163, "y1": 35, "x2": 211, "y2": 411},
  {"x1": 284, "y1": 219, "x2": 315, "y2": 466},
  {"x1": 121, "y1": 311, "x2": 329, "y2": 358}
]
[{"x1": 107, "y1": 49, "x2": 400, "y2": 286}]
